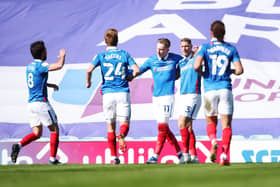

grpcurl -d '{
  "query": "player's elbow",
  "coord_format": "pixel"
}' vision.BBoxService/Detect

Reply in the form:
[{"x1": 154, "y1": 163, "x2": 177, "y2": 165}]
[
  {"x1": 194, "y1": 57, "x2": 203, "y2": 72},
  {"x1": 86, "y1": 69, "x2": 92, "y2": 75},
  {"x1": 86, "y1": 64, "x2": 95, "y2": 74},
  {"x1": 193, "y1": 64, "x2": 200, "y2": 72},
  {"x1": 235, "y1": 68, "x2": 243, "y2": 75},
  {"x1": 49, "y1": 63, "x2": 63, "y2": 71},
  {"x1": 233, "y1": 61, "x2": 244, "y2": 75},
  {"x1": 56, "y1": 63, "x2": 64, "y2": 70}
]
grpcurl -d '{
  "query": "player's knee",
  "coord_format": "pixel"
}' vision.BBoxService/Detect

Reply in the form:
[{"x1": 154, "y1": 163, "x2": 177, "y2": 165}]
[
  {"x1": 187, "y1": 126, "x2": 193, "y2": 132},
  {"x1": 106, "y1": 118, "x2": 116, "y2": 124},
  {"x1": 178, "y1": 119, "x2": 185, "y2": 129},
  {"x1": 118, "y1": 116, "x2": 130, "y2": 123},
  {"x1": 33, "y1": 131, "x2": 42, "y2": 138},
  {"x1": 48, "y1": 123, "x2": 59, "y2": 132},
  {"x1": 157, "y1": 117, "x2": 169, "y2": 124}
]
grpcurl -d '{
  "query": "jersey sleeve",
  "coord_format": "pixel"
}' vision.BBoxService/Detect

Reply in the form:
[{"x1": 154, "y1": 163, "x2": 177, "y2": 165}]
[
  {"x1": 232, "y1": 47, "x2": 241, "y2": 63},
  {"x1": 91, "y1": 54, "x2": 101, "y2": 67},
  {"x1": 126, "y1": 52, "x2": 136, "y2": 66},
  {"x1": 41, "y1": 62, "x2": 50, "y2": 73},
  {"x1": 139, "y1": 58, "x2": 151, "y2": 75},
  {"x1": 196, "y1": 44, "x2": 207, "y2": 57}
]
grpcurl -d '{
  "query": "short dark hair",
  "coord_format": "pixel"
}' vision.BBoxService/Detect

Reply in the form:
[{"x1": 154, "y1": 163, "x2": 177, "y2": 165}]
[
  {"x1": 30, "y1": 40, "x2": 46, "y2": 60},
  {"x1": 104, "y1": 28, "x2": 118, "y2": 46},
  {"x1": 211, "y1": 20, "x2": 225, "y2": 42},
  {"x1": 181, "y1": 38, "x2": 192, "y2": 45},
  {"x1": 157, "y1": 38, "x2": 171, "y2": 48}
]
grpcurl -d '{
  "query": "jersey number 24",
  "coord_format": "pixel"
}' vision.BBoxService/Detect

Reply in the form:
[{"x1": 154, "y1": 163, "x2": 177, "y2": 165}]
[{"x1": 103, "y1": 62, "x2": 125, "y2": 80}]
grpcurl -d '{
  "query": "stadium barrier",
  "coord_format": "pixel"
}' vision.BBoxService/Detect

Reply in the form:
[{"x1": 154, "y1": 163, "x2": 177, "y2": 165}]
[{"x1": 1, "y1": 139, "x2": 280, "y2": 165}]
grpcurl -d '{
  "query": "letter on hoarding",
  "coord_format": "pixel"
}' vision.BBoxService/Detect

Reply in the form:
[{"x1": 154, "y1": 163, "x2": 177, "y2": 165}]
[
  {"x1": 98, "y1": 14, "x2": 205, "y2": 46},
  {"x1": 256, "y1": 150, "x2": 269, "y2": 163},
  {"x1": 223, "y1": 14, "x2": 280, "y2": 47},
  {"x1": 247, "y1": 0, "x2": 280, "y2": 14},
  {"x1": 154, "y1": 0, "x2": 242, "y2": 10}
]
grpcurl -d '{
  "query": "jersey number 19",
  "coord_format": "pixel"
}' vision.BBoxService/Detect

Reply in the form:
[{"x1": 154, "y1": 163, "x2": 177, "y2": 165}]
[{"x1": 209, "y1": 54, "x2": 229, "y2": 76}]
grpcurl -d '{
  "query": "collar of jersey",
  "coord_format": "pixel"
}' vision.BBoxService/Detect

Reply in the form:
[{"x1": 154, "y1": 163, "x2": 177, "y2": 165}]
[
  {"x1": 157, "y1": 53, "x2": 169, "y2": 61},
  {"x1": 183, "y1": 52, "x2": 194, "y2": 61},
  {"x1": 33, "y1": 59, "x2": 43, "y2": 62},
  {"x1": 211, "y1": 38, "x2": 222, "y2": 44},
  {"x1": 106, "y1": 46, "x2": 118, "y2": 51}
]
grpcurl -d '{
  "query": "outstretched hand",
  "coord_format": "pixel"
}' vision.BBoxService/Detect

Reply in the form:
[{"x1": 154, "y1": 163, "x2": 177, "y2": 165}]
[
  {"x1": 86, "y1": 82, "x2": 91, "y2": 88},
  {"x1": 126, "y1": 73, "x2": 134, "y2": 81},
  {"x1": 58, "y1": 49, "x2": 66, "y2": 58}
]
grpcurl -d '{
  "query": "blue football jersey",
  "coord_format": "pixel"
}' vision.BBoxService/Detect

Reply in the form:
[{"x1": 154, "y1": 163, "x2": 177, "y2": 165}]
[
  {"x1": 26, "y1": 60, "x2": 49, "y2": 102},
  {"x1": 140, "y1": 53, "x2": 182, "y2": 97},
  {"x1": 197, "y1": 39, "x2": 240, "y2": 92},
  {"x1": 91, "y1": 47, "x2": 136, "y2": 94},
  {"x1": 179, "y1": 53, "x2": 201, "y2": 94}
]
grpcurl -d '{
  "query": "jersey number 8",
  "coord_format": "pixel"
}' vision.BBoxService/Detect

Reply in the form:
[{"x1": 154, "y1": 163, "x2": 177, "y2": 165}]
[{"x1": 27, "y1": 72, "x2": 34, "y2": 88}]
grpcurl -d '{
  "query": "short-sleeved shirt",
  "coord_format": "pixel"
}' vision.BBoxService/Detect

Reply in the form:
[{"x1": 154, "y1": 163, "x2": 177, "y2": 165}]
[
  {"x1": 197, "y1": 38, "x2": 240, "y2": 92},
  {"x1": 26, "y1": 59, "x2": 50, "y2": 103},
  {"x1": 91, "y1": 47, "x2": 136, "y2": 94},
  {"x1": 139, "y1": 53, "x2": 182, "y2": 97},
  {"x1": 179, "y1": 53, "x2": 201, "y2": 94}
]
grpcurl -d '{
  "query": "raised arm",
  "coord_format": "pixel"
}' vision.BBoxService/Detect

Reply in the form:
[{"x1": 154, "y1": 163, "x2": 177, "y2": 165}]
[{"x1": 48, "y1": 49, "x2": 66, "y2": 71}]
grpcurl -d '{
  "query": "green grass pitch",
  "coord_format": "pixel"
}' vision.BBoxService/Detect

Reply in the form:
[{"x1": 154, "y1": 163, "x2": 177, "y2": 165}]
[{"x1": 1, "y1": 163, "x2": 280, "y2": 187}]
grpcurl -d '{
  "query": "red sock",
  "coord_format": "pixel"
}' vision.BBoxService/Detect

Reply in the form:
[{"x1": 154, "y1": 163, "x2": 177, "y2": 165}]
[
  {"x1": 108, "y1": 132, "x2": 117, "y2": 156},
  {"x1": 179, "y1": 127, "x2": 189, "y2": 153},
  {"x1": 189, "y1": 130, "x2": 197, "y2": 156},
  {"x1": 167, "y1": 127, "x2": 181, "y2": 153},
  {"x1": 222, "y1": 127, "x2": 232, "y2": 153},
  {"x1": 119, "y1": 123, "x2": 129, "y2": 137},
  {"x1": 50, "y1": 132, "x2": 59, "y2": 158},
  {"x1": 20, "y1": 132, "x2": 40, "y2": 147},
  {"x1": 155, "y1": 123, "x2": 169, "y2": 155},
  {"x1": 207, "y1": 123, "x2": 217, "y2": 142}
]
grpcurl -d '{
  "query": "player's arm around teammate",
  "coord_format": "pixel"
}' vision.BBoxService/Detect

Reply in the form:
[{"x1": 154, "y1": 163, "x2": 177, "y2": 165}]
[{"x1": 136, "y1": 38, "x2": 185, "y2": 164}]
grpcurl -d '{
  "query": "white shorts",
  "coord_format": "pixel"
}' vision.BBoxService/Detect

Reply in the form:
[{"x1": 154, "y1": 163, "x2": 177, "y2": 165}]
[
  {"x1": 103, "y1": 92, "x2": 131, "y2": 123},
  {"x1": 27, "y1": 102, "x2": 57, "y2": 128},
  {"x1": 204, "y1": 89, "x2": 233, "y2": 116},
  {"x1": 153, "y1": 95, "x2": 174, "y2": 123},
  {"x1": 178, "y1": 94, "x2": 201, "y2": 119}
]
